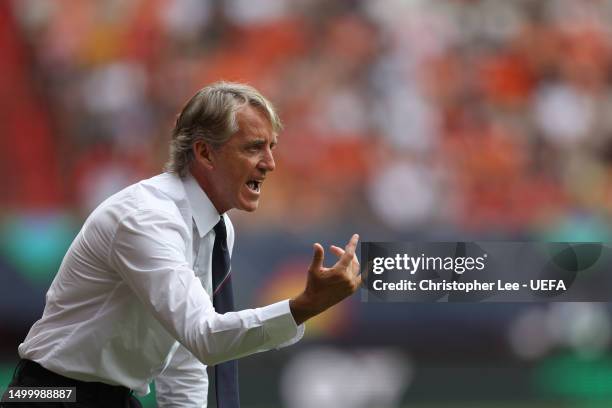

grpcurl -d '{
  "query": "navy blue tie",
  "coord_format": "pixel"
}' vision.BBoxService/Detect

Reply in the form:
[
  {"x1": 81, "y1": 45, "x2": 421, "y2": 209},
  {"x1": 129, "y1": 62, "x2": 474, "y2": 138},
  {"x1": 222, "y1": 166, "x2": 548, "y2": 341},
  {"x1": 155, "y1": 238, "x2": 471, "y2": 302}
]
[{"x1": 212, "y1": 216, "x2": 240, "y2": 408}]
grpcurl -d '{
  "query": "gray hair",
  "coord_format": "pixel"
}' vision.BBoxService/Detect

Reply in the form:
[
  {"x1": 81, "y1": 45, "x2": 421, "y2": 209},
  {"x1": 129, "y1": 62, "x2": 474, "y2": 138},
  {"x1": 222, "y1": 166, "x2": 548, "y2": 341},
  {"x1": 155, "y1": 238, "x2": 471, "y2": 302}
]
[{"x1": 164, "y1": 81, "x2": 282, "y2": 177}]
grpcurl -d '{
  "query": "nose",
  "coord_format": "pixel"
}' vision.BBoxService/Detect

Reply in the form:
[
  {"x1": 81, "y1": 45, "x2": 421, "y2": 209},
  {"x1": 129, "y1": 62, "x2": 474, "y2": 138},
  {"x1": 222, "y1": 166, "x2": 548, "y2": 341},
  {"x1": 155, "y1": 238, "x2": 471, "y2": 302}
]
[{"x1": 258, "y1": 147, "x2": 276, "y2": 172}]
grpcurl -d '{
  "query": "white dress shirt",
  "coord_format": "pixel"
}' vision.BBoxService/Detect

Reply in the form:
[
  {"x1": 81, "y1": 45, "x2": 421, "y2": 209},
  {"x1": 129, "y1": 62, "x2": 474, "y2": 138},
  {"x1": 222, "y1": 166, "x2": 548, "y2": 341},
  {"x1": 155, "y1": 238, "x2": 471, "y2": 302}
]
[{"x1": 18, "y1": 172, "x2": 304, "y2": 407}]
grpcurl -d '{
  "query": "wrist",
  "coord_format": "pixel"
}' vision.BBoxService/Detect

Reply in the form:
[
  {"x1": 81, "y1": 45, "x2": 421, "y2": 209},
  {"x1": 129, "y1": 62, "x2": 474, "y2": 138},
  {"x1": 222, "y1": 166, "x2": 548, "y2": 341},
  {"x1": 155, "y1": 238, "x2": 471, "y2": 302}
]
[{"x1": 289, "y1": 294, "x2": 320, "y2": 325}]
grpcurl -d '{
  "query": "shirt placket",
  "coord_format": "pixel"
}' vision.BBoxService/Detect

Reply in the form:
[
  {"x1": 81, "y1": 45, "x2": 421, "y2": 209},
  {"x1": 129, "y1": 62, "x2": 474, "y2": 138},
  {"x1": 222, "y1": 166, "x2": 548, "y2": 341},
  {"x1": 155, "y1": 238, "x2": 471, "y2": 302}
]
[{"x1": 192, "y1": 225, "x2": 213, "y2": 297}]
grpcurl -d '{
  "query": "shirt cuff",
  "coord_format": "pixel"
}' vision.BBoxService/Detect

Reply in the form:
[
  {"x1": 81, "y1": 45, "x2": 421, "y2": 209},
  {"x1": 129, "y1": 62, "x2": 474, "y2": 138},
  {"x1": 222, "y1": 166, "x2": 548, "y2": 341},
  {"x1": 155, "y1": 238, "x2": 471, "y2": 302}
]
[{"x1": 259, "y1": 299, "x2": 305, "y2": 349}]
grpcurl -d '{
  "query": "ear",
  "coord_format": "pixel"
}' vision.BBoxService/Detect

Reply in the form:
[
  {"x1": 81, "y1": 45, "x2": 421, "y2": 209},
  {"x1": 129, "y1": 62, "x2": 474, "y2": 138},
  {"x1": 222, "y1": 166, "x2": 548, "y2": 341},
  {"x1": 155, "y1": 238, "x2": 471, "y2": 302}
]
[{"x1": 193, "y1": 140, "x2": 215, "y2": 170}]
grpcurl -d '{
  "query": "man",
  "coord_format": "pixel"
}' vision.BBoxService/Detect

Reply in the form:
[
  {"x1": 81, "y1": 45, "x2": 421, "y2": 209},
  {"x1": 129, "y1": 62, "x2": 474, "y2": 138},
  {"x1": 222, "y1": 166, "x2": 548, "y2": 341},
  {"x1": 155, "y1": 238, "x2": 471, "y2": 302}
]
[{"x1": 2, "y1": 82, "x2": 361, "y2": 407}]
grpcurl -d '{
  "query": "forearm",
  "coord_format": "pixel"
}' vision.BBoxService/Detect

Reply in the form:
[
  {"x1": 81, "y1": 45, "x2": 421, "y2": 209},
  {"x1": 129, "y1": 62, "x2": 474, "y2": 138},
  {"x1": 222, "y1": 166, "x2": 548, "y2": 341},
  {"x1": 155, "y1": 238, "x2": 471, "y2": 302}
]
[{"x1": 180, "y1": 300, "x2": 300, "y2": 365}]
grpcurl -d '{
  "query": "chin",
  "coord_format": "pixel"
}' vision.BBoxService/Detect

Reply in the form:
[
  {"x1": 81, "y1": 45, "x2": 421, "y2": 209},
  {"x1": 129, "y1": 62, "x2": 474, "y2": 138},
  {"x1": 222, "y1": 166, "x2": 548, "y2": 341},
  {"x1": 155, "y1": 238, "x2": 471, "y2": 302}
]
[{"x1": 238, "y1": 200, "x2": 259, "y2": 212}]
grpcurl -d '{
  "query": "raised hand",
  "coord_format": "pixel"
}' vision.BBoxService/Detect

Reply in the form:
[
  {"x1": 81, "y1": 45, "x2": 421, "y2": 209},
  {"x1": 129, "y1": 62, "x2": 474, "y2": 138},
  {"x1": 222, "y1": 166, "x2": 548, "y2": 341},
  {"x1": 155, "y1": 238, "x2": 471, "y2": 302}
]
[{"x1": 290, "y1": 234, "x2": 361, "y2": 325}]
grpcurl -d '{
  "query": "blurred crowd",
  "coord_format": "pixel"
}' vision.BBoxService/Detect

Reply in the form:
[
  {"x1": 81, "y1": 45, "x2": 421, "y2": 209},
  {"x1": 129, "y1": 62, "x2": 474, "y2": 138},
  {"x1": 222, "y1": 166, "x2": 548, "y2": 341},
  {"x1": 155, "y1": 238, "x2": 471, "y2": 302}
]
[{"x1": 5, "y1": 0, "x2": 612, "y2": 236}]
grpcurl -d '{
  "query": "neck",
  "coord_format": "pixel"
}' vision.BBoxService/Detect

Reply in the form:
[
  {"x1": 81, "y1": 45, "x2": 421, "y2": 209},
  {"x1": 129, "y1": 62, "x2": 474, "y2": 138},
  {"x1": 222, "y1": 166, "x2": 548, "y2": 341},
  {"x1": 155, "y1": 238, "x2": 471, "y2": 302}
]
[{"x1": 189, "y1": 167, "x2": 226, "y2": 214}]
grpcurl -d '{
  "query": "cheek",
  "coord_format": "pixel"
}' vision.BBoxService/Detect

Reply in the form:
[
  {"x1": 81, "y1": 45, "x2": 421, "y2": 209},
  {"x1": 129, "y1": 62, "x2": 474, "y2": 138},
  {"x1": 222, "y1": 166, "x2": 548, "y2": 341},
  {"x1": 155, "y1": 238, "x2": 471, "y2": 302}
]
[
  {"x1": 241, "y1": 158, "x2": 259, "y2": 174},
  {"x1": 231, "y1": 167, "x2": 249, "y2": 188},
  {"x1": 221, "y1": 156, "x2": 256, "y2": 187}
]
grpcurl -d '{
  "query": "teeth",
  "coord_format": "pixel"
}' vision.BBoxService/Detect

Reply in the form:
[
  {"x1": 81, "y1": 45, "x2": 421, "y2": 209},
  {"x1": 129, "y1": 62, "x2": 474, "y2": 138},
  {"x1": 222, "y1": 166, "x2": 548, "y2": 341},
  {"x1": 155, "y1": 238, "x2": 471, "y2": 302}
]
[{"x1": 247, "y1": 181, "x2": 260, "y2": 192}]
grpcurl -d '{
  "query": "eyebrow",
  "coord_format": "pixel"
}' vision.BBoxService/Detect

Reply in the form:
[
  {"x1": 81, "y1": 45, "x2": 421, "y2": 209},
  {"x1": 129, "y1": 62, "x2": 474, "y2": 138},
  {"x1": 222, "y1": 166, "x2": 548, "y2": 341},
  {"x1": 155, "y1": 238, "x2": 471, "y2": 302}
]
[{"x1": 245, "y1": 138, "x2": 278, "y2": 147}]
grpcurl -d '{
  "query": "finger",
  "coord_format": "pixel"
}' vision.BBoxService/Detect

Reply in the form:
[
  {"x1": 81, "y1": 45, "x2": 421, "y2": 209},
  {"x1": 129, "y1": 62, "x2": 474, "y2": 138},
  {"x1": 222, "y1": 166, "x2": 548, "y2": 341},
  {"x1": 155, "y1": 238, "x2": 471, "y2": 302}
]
[
  {"x1": 332, "y1": 244, "x2": 361, "y2": 274},
  {"x1": 346, "y1": 233, "x2": 359, "y2": 252},
  {"x1": 338, "y1": 234, "x2": 359, "y2": 267},
  {"x1": 309, "y1": 243, "x2": 325, "y2": 271},
  {"x1": 329, "y1": 245, "x2": 344, "y2": 258},
  {"x1": 353, "y1": 272, "x2": 363, "y2": 289},
  {"x1": 352, "y1": 253, "x2": 360, "y2": 268}
]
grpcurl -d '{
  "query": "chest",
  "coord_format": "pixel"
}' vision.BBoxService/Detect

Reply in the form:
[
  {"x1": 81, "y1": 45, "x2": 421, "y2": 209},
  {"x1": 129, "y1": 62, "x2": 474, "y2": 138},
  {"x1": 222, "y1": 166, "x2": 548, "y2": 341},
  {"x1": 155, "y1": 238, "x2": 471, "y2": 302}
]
[{"x1": 191, "y1": 224, "x2": 214, "y2": 297}]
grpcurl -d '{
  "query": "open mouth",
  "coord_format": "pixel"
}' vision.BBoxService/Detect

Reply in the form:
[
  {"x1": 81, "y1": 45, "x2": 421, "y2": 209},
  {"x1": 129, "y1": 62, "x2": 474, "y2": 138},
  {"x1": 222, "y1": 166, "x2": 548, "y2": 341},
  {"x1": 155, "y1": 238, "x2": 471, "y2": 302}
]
[{"x1": 246, "y1": 180, "x2": 261, "y2": 193}]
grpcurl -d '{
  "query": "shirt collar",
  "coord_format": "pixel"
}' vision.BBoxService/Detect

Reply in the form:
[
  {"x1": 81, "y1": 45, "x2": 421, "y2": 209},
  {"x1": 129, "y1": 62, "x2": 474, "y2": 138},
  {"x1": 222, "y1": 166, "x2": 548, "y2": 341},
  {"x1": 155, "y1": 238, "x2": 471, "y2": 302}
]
[{"x1": 182, "y1": 172, "x2": 222, "y2": 237}]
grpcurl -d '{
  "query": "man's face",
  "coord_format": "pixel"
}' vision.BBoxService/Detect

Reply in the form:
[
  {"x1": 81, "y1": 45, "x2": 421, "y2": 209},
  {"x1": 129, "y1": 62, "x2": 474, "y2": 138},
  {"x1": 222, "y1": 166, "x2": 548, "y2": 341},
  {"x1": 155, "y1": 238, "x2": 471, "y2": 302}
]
[{"x1": 206, "y1": 105, "x2": 277, "y2": 213}]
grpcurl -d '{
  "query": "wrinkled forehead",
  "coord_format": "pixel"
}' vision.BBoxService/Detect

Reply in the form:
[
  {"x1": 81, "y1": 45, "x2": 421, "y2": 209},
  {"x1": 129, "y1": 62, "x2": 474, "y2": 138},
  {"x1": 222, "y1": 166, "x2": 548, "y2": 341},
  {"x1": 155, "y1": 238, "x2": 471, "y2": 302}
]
[
  {"x1": 231, "y1": 94, "x2": 282, "y2": 134},
  {"x1": 234, "y1": 104, "x2": 279, "y2": 142},
  {"x1": 236, "y1": 104, "x2": 278, "y2": 134}
]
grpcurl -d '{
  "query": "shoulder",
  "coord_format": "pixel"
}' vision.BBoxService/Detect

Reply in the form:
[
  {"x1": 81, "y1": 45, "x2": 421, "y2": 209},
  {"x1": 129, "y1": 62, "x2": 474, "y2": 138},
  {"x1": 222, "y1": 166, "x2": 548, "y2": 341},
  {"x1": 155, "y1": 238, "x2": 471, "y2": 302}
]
[
  {"x1": 86, "y1": 174, "x2": 190, "y2": 240},
  {"x1": 138, "y1": 173, "x2": 189, "y2": 216}
]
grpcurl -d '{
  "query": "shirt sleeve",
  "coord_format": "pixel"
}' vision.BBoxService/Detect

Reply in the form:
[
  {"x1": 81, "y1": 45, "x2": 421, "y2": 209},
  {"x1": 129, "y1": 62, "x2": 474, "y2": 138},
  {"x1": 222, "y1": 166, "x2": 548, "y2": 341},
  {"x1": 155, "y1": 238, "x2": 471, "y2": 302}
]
[
  {"x1": 155, "y1": 344, "x2": 208, "y2": 408},
  {"x1": 108, "y1": 209, "x2": 303, "y2": 366}
]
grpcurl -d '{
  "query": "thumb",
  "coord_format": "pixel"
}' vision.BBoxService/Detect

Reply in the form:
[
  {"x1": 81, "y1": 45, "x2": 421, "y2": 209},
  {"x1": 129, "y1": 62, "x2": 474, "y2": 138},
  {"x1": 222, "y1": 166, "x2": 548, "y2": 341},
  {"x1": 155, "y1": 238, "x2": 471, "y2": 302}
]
[{"x1": 309, "y1": 243, "x2": 324, "y2": 272}]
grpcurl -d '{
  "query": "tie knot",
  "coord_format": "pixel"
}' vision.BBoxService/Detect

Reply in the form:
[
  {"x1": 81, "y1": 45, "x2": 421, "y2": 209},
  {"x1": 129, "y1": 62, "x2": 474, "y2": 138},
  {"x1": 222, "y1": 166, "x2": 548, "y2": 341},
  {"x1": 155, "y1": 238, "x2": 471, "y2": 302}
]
[{"x1": 214, "y1": 216, "x2": 227, "y2": 241}]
